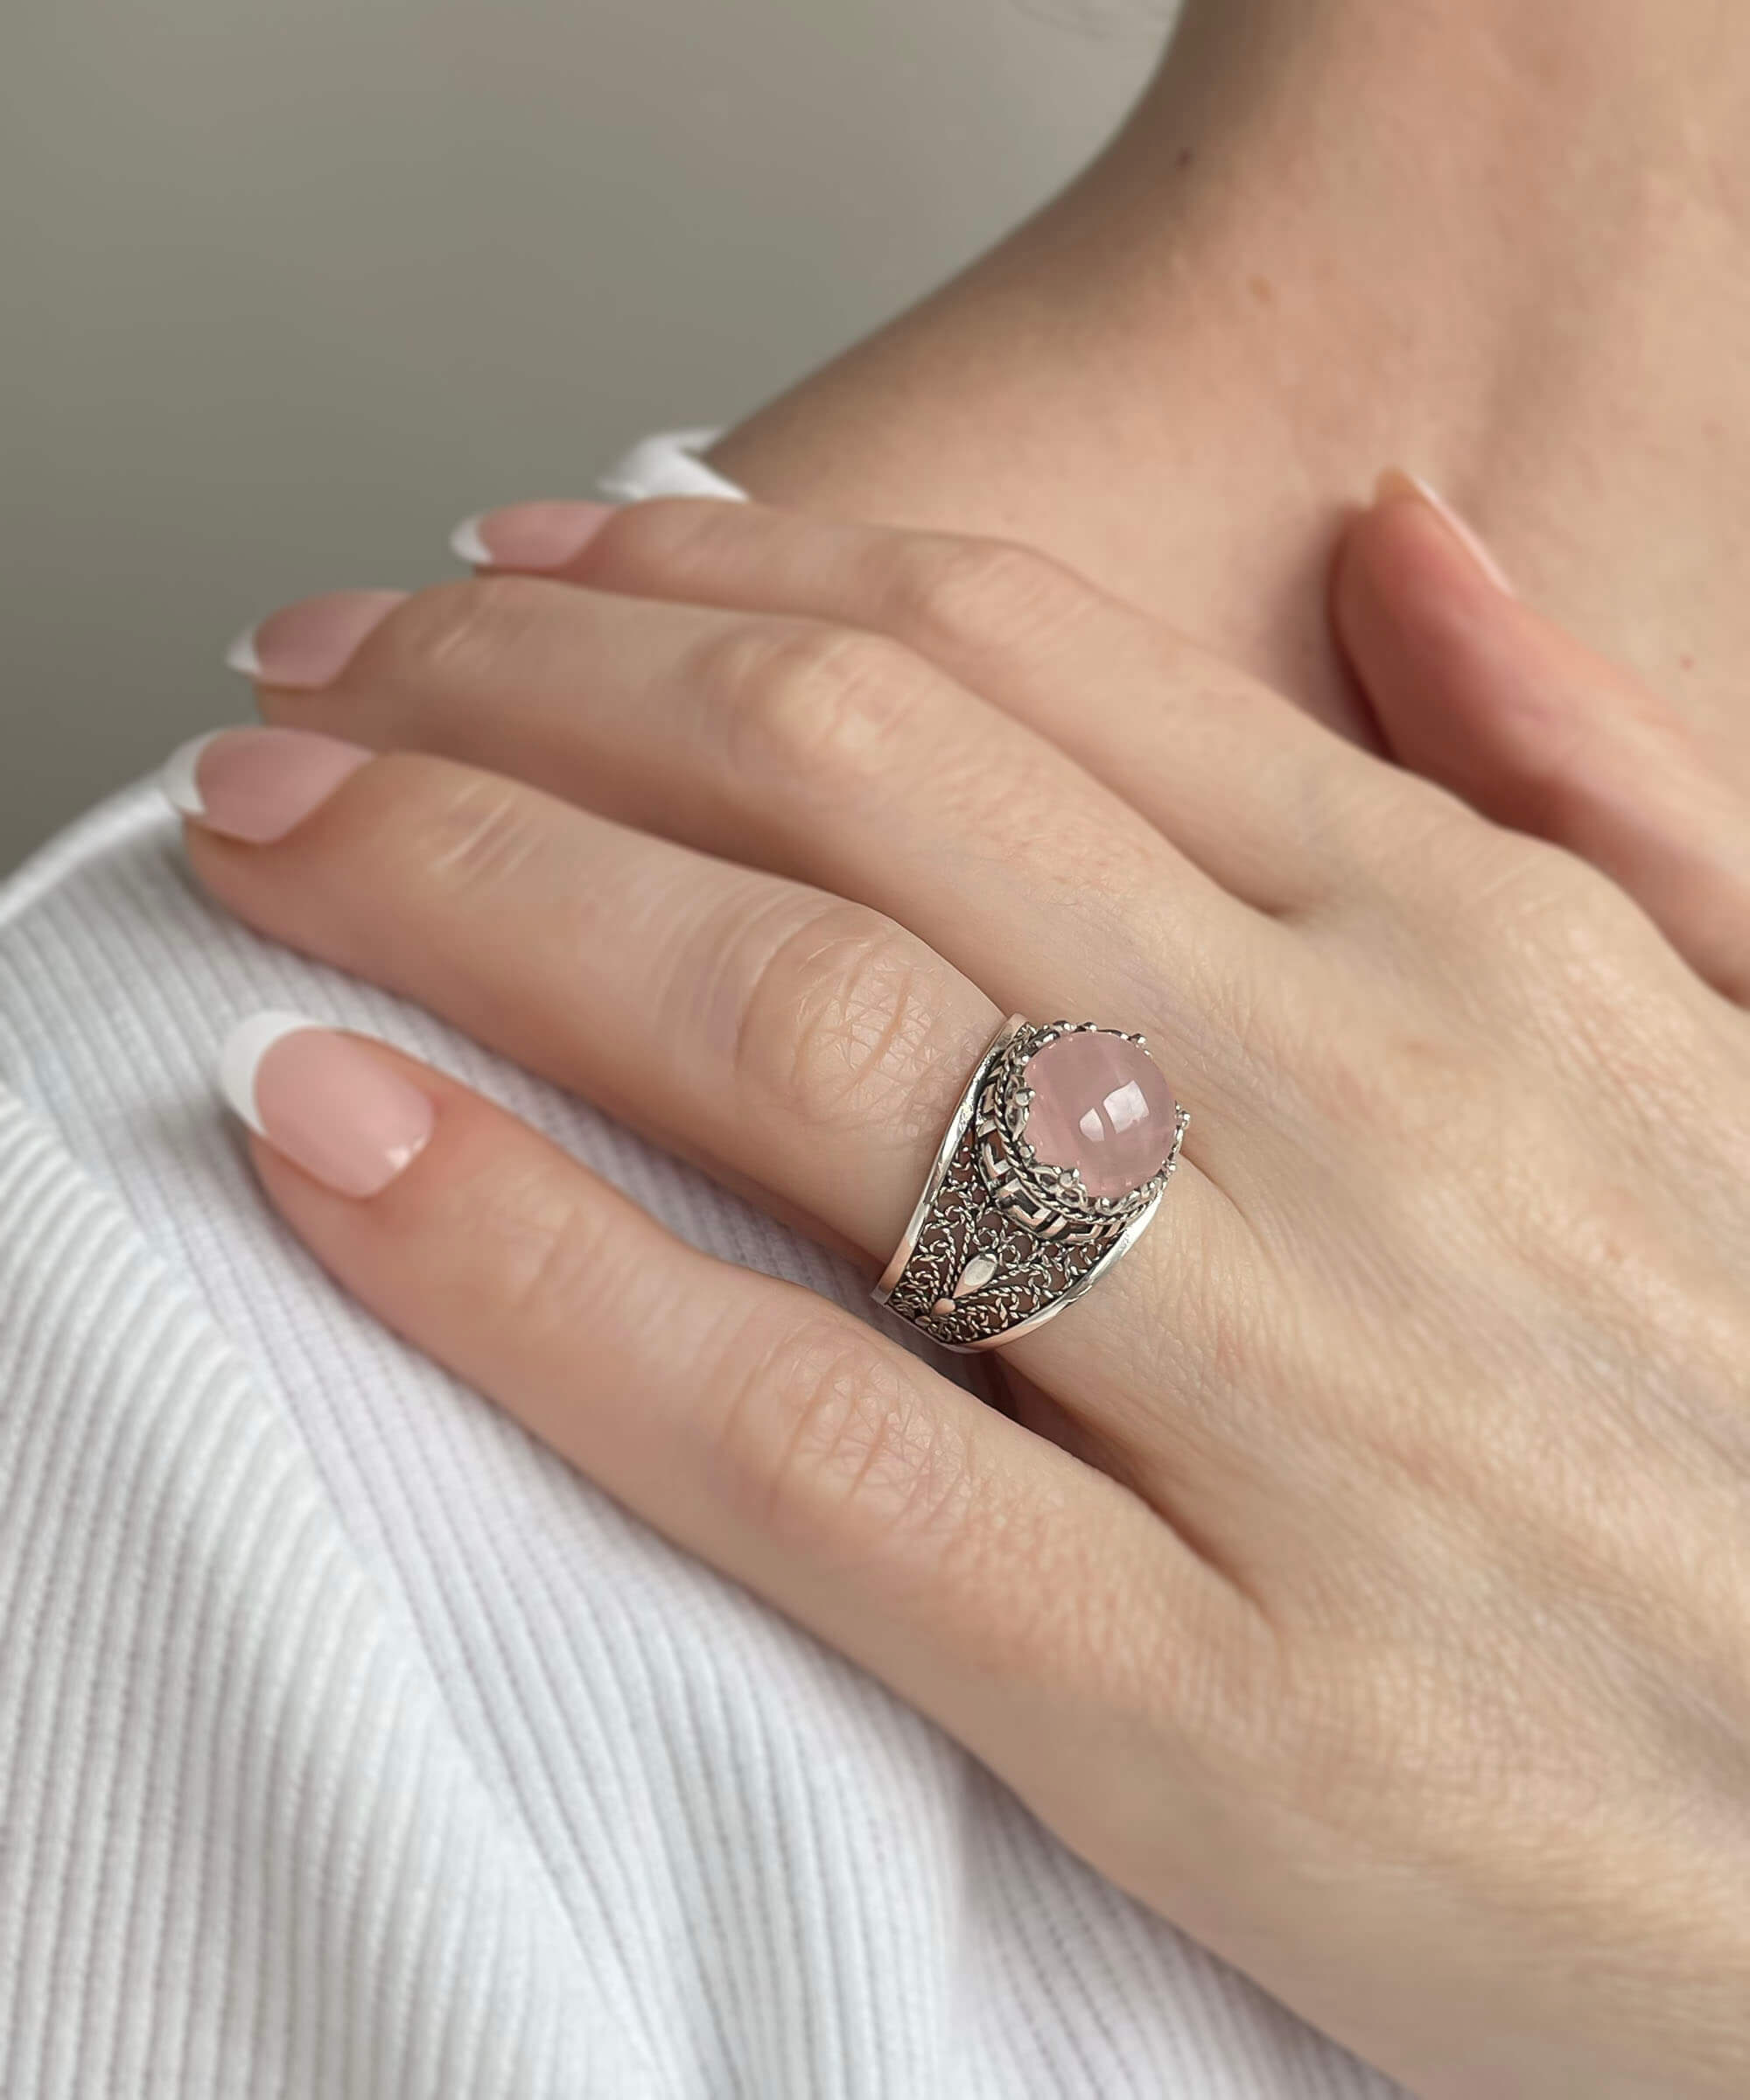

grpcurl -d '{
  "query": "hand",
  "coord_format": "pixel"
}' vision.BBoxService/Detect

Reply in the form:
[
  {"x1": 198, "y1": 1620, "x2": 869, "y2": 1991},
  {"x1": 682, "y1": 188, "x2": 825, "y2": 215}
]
[{"x1": 170, "y1": 488, "x2": 1750, "y2": 2099}]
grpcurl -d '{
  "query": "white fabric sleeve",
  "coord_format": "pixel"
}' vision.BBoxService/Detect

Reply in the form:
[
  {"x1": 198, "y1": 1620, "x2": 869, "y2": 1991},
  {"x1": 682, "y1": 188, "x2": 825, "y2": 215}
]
[
  {"x1": 596, "y1": 426, "x2": 750, "y2": 504},
  {"x1": 0, "y1": 435, "x2": 1404, "y2": 2100}
]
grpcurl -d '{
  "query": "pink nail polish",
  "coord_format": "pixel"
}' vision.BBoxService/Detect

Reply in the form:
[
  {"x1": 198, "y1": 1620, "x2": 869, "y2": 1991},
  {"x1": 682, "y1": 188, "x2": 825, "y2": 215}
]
[
  {"x1": 160, "y1": 726, "x2": 372, "y2": 842},
  {"x1": 220, "y1": 1012, "x2": 435, "y2": 1198},
  {"x1": 226, "y1": 588, "x2": 408, "y2": 689},
  {"x1": 450, "y1": 500, "x2": 615, "y2": 570},
  {"x1": 1375, "y1": 469, "x2": 1515, "y2": 595}
]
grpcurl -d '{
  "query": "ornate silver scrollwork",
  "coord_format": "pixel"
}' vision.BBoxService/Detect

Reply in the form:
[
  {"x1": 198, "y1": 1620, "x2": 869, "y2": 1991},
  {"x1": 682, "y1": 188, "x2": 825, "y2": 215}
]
[{"x1": 873, "y1": 1016, "x2": 1189, "y2": 1352}]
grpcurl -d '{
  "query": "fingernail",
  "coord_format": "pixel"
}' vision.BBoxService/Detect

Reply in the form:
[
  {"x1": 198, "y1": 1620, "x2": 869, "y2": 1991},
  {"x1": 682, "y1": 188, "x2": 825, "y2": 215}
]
[
  {"x1": 160, "y1": 725, "x2": 372, "y2": 842},
  {"x1": 450, "y1": 500, "x2": 615, "y2": 570},
  {"x1": 1375, "y1": 469, "x2": 1514, "y2": 595},
  {"x1": 225, "y1": 588, "x2": 408, "y2": 689},
  {"x1": 220, "y1": 1012, "x2": 435, "y2": 1198}
]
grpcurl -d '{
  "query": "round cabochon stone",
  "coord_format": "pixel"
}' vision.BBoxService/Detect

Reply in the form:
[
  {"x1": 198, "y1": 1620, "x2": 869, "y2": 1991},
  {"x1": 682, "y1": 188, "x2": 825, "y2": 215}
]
[{"x1": 1021, "y1": 1031, "x2": 1175, "y2": 1201}]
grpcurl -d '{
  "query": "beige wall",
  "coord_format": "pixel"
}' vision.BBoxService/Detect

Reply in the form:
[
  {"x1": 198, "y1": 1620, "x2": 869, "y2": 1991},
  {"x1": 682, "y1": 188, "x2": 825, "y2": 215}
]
[{"x1": 0, "y1": 1, "x2": 1168, "y2": 873}]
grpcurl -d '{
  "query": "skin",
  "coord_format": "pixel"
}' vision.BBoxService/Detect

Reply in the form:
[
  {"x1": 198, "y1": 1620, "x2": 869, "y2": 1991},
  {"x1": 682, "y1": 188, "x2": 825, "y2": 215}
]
[
  {"x1": 175, "y1": 488, "x2": 1750, "y2": 2097},
  {"x1": 167, "y1": 4, "x2": 1750, "y2": 2087},
  {"x1": 714, "y1": 0, "x2": 1750, "y2": 748}
]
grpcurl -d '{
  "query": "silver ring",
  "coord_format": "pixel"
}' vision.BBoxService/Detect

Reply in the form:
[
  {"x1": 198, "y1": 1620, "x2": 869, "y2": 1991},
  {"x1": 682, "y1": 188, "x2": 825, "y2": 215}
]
[{"x1": 873, "y1": 1016, "x2": 1189, "y2": 1352}]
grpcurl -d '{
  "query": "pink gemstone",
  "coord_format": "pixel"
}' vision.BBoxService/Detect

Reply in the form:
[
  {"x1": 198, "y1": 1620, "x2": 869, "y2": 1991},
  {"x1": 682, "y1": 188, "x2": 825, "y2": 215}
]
[{"x1": 1021, "y1": 1032, "x2": 1175, "y2": 1201}]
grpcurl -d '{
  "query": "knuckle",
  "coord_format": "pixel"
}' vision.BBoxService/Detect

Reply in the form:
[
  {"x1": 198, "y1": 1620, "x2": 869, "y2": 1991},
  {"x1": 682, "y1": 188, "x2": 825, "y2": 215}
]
[
  {"x1": 716, "y1": 1317, "x2": 977, "y2": 1567},
  {"x1": 1448, "y1": 829, "x2": 1656, "y2": 1008},
  {"x1": 1332, "y1": 773, "x2": 1479, "y2": 901},
  {"x1": 472, "y1": 1159, "x2": 626, "y2": 1354},
  {"x1": 880, "y1": 536, "x2": 1088, "y2": 658},
  {"x1": 703, "y1": 621, "x2": 926, "y2": 794},
  {"x1": 1466, "y1": 827, "x2": 1600, "y2": 934},
  {"x1": 415, "y1": 768, "x2": 549, "y2": 899},
  {"x1": 589, "y1": 494, "x2": 724, "y2": 586},
  {"x1": 391, "y1": 574, "x2": 556, "y2": 690},
  {"x1": 1355, "y1": 794, "x2": 1659, "y2": 1031},
  {"x1": 730, "y1": 894, "x2": 982, "y2": 1144}
]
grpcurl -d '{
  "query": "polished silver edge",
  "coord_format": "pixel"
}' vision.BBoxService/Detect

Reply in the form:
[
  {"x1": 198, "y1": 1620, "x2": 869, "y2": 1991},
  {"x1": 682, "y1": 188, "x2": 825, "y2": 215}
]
[{"x1": 872, "y1": 1013, "x2": 1027, "y2": 1306}]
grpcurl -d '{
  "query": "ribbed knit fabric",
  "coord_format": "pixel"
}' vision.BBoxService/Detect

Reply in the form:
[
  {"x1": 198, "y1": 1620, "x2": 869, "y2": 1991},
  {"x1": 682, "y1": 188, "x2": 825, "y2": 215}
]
[{"x1": 0, "y1": 432, "x2": 1406, "y2": 2098}]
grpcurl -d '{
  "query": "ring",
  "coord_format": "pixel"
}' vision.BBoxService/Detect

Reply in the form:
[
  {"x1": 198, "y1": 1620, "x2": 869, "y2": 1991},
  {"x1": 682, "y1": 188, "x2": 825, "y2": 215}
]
[{"x1": 873, "y1": 1017, "x2": 1189, "y2": 1351}]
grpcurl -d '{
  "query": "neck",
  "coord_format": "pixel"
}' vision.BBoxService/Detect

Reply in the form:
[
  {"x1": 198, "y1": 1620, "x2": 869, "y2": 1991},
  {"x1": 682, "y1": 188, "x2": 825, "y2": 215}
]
[{"x1": 711, "y1": 0, "x2": 1750, "y2": 732}]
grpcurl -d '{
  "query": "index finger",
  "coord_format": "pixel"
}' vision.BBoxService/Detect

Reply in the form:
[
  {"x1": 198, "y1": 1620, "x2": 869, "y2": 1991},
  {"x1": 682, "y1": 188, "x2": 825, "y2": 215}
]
[{"x1": 461, "y1": 495, "x2": 1396, "y2": 915}]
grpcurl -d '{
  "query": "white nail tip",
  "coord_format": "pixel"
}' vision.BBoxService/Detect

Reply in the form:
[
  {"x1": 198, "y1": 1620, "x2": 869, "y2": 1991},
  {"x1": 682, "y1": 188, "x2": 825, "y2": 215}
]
[
  {"x1": 220, "y1": 1009, "x2": 323, "y2": 1138},
  {"x1": 448, "y1": 514, "x2": 494, "y2": 566},
  {"x1": 1396, "y1": 472, "x2": 1516, "y2": 597},
  {"x1": 224, "y1": 626, "x2": 263, "y2": 678},
  {"x1": 159, "y1": 731, "x2": 222, "y2": 818}
]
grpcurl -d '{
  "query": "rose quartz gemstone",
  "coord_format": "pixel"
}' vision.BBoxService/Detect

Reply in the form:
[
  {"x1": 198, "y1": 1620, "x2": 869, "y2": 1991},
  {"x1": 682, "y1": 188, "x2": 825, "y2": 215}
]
[{"x1": 1021, "y1": 1032, "x2": 1175, "y2": 1200}]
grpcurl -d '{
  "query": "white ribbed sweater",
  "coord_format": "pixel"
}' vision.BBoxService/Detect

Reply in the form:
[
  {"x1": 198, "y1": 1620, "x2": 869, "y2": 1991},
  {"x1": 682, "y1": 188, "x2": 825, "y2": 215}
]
[{"x1": 0, "y1": 432, "x2": 1405, "y2": 2098}]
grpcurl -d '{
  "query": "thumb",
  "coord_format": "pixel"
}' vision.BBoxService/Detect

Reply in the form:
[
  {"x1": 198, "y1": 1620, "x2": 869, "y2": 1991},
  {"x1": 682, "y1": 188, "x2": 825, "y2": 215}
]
[{"x1": 1333, "y1": 472, "x2": 1750, "y2": 1004}]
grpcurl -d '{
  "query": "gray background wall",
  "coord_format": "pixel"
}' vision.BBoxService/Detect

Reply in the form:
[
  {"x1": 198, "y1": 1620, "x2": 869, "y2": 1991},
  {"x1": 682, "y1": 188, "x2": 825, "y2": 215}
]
[{"x1": 1, "y1": 1, "x2": 1169, "y2": 875}]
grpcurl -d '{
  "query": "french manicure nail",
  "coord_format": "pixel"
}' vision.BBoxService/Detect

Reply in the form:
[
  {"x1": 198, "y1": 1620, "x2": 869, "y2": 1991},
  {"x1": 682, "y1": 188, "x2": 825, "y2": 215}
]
[
  {"x1": 225, "y1": 588, "x2": 409, "y2": 689},
  {"x1": 220, "y1": 1011, "x2": 435, "y2": 1198},
  {"x1": 1375, "y1": 469, "x2": 1515, "y2": 595},
  {"x1": 160, "y1": 726, "x2": 373, "y2": 842},
  {"x1": 450, "y1": 500, "x2": 615, "y2": 570}
]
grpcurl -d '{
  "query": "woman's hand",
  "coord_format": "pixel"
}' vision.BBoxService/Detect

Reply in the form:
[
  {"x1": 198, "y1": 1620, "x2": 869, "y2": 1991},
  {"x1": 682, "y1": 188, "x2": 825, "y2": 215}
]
[{"x1": 170, "y1": 491, "x2": 1750, "y2": 2099}]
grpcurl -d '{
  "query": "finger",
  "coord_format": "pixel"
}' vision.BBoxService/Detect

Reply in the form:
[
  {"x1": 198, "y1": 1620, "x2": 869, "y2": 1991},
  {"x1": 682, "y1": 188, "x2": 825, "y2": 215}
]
[
  {"x1": 216, "y1": 1011, "x2": 1264, "y2": 1886},
  {"x1": 237, "y1": 578, "x2": 1275, "y2": 1098},
  {"x1": 1335, "y1": 472, "x2": 1750, "y2": 1003},
  {"x1": 171, "y1": 735, "x2": 1261, "y2": 1436},
  {"x1": 444, "y1": 495, "x2": 1397, "y2": 914}
]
